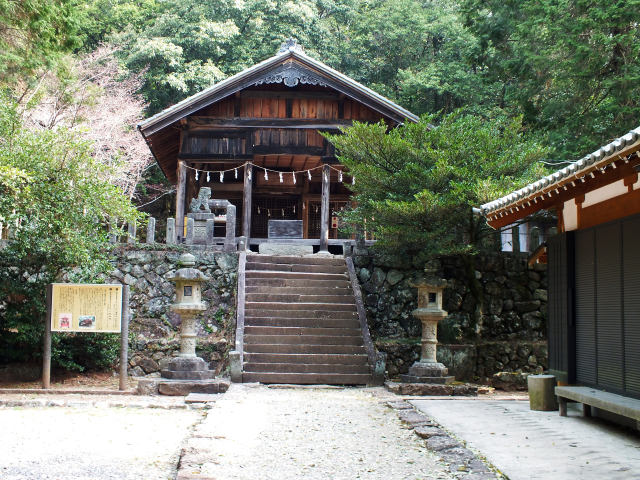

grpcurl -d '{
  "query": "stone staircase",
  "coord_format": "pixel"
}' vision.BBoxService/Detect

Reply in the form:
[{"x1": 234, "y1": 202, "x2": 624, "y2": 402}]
[{"x1": 240, "y1": 254, "x2": 374, "y2": 385}]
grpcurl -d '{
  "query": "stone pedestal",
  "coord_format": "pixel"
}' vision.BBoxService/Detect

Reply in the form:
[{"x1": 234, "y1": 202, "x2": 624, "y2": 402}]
[{"x1": 400, "y1": 361, "x2": 454, "y2": 385}]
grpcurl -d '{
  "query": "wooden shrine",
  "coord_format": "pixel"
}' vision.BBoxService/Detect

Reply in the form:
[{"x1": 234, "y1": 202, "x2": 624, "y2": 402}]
[{"x1": 138, "y1": 39, "x2": 417, "y2": 251}]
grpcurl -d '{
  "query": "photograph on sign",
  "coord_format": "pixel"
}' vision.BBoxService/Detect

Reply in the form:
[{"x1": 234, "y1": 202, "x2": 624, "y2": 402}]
[
  {"x1": 58, "y1": 313, "x2": 72, "y2": 329},
  {"x1": 50, "y1": 284, "x2": 123, "y2": 333},
  {"x1": 78, "y1": 315, "x2": 96, "y2": 329}
]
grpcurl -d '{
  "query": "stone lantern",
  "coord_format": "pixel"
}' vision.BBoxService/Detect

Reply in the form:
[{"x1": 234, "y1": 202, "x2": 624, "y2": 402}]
[
  {"x1": 400, "y1": 279, "x2": 454, "y2": 384},
  {"x1": 161, "y1": 253, "x2": 214, "y2": 380}
]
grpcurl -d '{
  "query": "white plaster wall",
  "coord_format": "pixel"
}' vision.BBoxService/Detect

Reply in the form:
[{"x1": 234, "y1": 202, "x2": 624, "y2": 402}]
[
  {"x1": 563, "y1": 200, "x2": 578, "y2": 231},
  {"x1": 582, "y1": 179, "x2": 627, "y2": 208}
]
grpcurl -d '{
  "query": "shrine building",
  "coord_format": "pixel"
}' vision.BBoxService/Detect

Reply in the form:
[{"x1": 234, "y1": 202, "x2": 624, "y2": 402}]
[{"x1": 138, "y1": 40, "x2": 418, "y2": 251}]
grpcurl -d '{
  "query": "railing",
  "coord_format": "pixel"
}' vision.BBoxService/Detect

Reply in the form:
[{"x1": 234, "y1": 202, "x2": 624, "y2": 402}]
[
  {"x1": 345, "y1": 255, "x2": 386, "y2": 386},
  {"x1": 229, "y1": 251, "x2": 246, "y2": 382},
  {"x1": 108, "y1": 203, "x2": 238, "y2": 252}
]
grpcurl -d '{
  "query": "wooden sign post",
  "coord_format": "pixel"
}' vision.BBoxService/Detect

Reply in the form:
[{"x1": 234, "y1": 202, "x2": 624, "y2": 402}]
[{"x1": 43, "y1": 283, "x2": 130, "y2": 390}]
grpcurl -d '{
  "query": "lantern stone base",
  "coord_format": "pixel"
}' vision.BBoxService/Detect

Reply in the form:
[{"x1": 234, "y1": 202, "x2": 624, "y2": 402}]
[
  {"x1": 137, "y1": 377, "x2": 230, "y2": 396},
  {"x1": 385, "y1": 380, "x2": 477, "y2": 396},
  {"x1": 399, "y1": 361, "x2": 455, "y2": 385},
  {"x1": 161, "y1": 356, "x2": 216, "y2": 381}
]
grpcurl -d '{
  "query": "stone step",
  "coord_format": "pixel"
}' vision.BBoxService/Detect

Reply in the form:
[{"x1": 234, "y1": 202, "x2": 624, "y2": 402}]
[
  {"x1": 244, "y1": 344, "x2": 366, "y2": 354},
  {"x1": 245, "y1": 278, "x2": 351, "y2": 289},
  {"x1": 245, "y1": 317, "x2": 360, "y2": 329},
  {"x1": 245, "y1": 309, "x2": 358, "y2": 320},
  {"x1": 247, "y1": 255, "x2": 346, "y2": 266},
  {"x1": 244, "y1": 352, "x2": 369, "y2": 365},
  {"x1": 241, "y1": 372, "x2": 370, "y2": 385},
  {"x1": 243, "y1": 362, "x2": 370, "y2": 374},
  {"x1": 244, "y1": 326, "x2": 362, "y2": 337},
  {"x1": 245, "y1": 271, "x2": 348, "y2": 281},
  {"x1": 246, "y1": 262, "x2": 348, "y2": 274},
  {"x1": 245, "y1": 302, "x2": 356, "y2": 312},
  {"x1": 244, "y1": 334, "x2": 364, "y2": 346},
  {"x1": 245, "y1": 286, "x2": 353, "y2": 295},
  {"x1": 245, "y1": 293, "x2": 356, "y2": 304}
]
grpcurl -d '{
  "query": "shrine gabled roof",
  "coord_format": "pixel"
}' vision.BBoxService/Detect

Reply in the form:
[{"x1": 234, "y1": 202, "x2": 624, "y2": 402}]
[
  {"x1": 138, "y1": 44, "x2": 418, "y2": 137},
  {"x1": 479, "y1": 126, "x2": 640, "y2": 223}
]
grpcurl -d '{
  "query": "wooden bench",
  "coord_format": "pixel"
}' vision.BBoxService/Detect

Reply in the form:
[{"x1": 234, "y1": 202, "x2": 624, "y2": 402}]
[{"x1": 555, "y1": 386, "x2": 640, "y2": 424}]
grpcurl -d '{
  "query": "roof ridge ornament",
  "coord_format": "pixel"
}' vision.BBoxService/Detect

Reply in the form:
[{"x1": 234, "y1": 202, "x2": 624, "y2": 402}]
[{"x1": 278, "y1": 38, "x2": 304, "y2": 54}]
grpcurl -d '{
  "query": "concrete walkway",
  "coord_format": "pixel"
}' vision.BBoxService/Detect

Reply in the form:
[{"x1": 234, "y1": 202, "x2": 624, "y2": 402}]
[
  {"x1": 412, "y1": 398, "x2": 640, "y2": 480},
  {"x1": 177, "y1": 384, "x2": 455, "y2": 480}
]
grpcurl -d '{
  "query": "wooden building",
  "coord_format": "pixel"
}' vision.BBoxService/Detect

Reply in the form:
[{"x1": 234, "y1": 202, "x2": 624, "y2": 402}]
[
  {"x1": 480, "y1": 127, "x2": 640, "y2": 402},
  {"x1": 138, "y1": 40, "x2": 417, "y2": 250}
]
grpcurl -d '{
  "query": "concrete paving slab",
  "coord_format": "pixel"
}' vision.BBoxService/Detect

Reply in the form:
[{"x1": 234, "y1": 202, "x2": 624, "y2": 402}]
[
  {"x1": 412, "y1": 399, "x2": 640, "y2": 480},
  {"x1": 185, "y1": 392, "x2": 219, "y2": 403}
]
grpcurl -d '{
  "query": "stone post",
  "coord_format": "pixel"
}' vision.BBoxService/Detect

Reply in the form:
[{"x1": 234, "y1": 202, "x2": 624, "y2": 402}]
[
  {"x1": 400, "y1": 280, "x2": 454, "y2": 384},
  {"x1": 206, "y1": 218, "x2": 215, "y2": 245},
  {"x1": 166, "y1": 218, "x2": 176, "y2": 244},
  {"x1": 108, "y1": 220, "x2": 117, "y2": 244},
  {"x1": 224, "y1": 204, "x2": 236, "y2": 252},
  {"x1": 185, "y1": 217, "x2": 194, "y2": 245},
  {"x1": 146, "y1": 217, "x2": 156, "y2": 244},
  {"x1": 127, "y1": 221, "x2": 136, "y2": 244}
]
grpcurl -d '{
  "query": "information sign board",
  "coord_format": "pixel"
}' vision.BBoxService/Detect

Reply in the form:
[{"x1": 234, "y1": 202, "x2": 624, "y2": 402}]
[{"x1": 50, "y1": 284, "x2": 122, "y2": 333}]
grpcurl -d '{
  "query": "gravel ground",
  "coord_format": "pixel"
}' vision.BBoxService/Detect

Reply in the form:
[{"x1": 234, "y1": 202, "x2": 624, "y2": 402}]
[
  {"x1": 178, "y1": 384, "x2": 454, "y2": 480},
  {"x1": 0, "y1": 405, "x2": 201, "y2": 480}
]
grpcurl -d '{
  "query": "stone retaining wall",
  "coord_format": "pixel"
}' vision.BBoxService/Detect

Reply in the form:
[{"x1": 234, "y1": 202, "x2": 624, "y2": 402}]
[
  {"x1": 377, "y1": 340, "x2": 547, "y2": 381},
  {"x1": 111, "y1": 245, "x2": 547, "y2": 384},
  {"x1": 109, "y1": 247, "x2": 238, "y2": 377},
  {"x1": 352, "y1": 246, "x2": 548, "y2": 382}
]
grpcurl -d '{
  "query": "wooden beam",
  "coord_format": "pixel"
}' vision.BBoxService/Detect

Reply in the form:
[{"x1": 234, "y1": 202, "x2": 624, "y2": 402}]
[
  {"x1": 319, "y1": 164, "x2": 330, "y2": 252},
  {"x1": 187, "y1": 117, "x2": 353, "y2": 129},
  {"x1": 580, "y1": 187, "x2": 640, "y2": 230},
  {"x1": 175, "y1": 160, "x2": 187, "y2": 243},
  {"x1": 179, "y1": 153, "x2": 253, "y2": 161},
  {"x1": 240, "y1": 91, "x2": 340, "y2": 99},
  {"x1": 242, "y1": 164, "x2": 253, "y2": 238},
  {"x1": 486, "y1": 158, "x2": 640, "y2": 229},
  {"x1": 251, "y1": 145, "x2": 326, "y2": 156}
]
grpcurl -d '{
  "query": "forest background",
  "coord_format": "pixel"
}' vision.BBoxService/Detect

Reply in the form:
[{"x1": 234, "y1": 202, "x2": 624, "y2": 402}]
[
  {"x1": 1, "y1": 0, "x2": 639, "y2": 370},
  {"x1": 4, "y1": 0, "x2": 640, "y2": 209}
]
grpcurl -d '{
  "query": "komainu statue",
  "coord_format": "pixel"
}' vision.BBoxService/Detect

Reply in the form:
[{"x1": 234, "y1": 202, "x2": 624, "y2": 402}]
[{"x1": 190, "y1": 187, "x2": 212, "y2": 213}]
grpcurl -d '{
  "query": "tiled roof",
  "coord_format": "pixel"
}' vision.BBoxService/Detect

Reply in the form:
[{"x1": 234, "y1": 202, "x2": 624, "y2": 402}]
[
  {"x1": 480, "y1": 126, "x2": 640, "y2": 215},
  {"x1": 138, "y1": 45, "x2": 418, "y2": 136}
]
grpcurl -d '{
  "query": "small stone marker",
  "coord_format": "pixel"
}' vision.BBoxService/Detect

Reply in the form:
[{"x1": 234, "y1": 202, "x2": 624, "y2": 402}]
[
  {"x1": 166, "y1": 218, "x2": 176, "y2": 244},
  {"x1": 206, "y1": 218, "x2": 215, "y2": 244},
  {"x1": 224, "y1": 204, "x2": 236, "y2": 252},
  {"x1": 127, "y1": 221, "x2": 136, "y2": 244},
  {"x1": 146, "y1": 217, "x2": 156, "y2": 244},
  {"x1": 528, "y1": 374, "x2": 558, "y2": 411},
  {"x1": 185, "y1": 217, "x2": 194, "y2": 244}
]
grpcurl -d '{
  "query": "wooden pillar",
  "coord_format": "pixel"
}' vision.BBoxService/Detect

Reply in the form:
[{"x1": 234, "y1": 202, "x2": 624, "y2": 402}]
[
  {"x1": 575, "y1": 195, "x2": 585, "y2": 230},
  {"x1": 119, "y1": 284, "x2": 130, "y2": 391},
  {"x1": 175, "y1": 160, "x2": 187, "y2": 243},
  {"x1": 319, "y1": 164, "x2": 330, "y2": 252},
  {"x1": 42, "y1": 284, "x2": 53, "y2": 389},
  {"x1": 242, "y1": 164, "x2": 253, "y2": 239}
]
